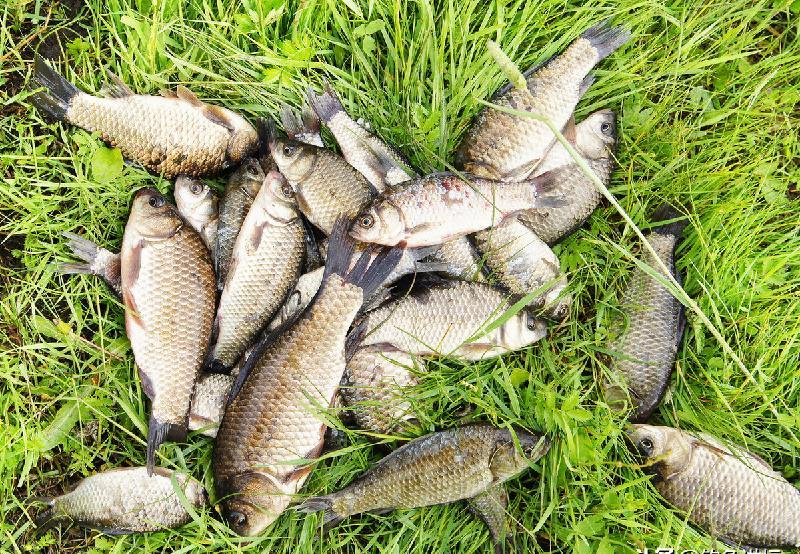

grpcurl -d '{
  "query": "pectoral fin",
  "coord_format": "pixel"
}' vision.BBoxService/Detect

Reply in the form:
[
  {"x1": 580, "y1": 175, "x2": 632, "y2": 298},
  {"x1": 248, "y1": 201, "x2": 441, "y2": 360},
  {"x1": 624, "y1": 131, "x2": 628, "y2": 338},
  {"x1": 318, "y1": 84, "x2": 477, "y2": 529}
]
[{"x1": 467, "y1": 484, "x2": 510, "y2": 552}]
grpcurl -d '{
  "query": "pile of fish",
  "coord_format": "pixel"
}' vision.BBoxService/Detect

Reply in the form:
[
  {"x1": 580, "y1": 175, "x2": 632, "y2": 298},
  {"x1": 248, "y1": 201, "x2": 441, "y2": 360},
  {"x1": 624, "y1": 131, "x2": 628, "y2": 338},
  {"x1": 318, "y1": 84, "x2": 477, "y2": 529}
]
[{"x1": 25, "y1": 18, "x2": 799, "y2": 553}]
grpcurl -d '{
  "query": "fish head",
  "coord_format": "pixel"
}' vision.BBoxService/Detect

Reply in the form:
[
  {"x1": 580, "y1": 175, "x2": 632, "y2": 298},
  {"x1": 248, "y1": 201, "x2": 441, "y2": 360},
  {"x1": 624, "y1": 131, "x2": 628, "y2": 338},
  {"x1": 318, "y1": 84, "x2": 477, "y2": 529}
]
[
  {"x1": 129, "y1": 188, "x2": 184, "y2": 240},
  {"x1": 349, "y1": 203, "x2": 405, "y2": 246},
  {"x1": 218, "y1": 472, "x2": 290, "y2": 536},
  {"x1": 576, "y1": 109, "x2": 617, "y2": 159},
  {"x1": 230, "y1": 158, "x2": 267, "y2": 197},
  {"x1": 261, "y1": 170, "x2": 300, "y2": 220},
  {"x1": 626, "y1": 424, "x2": 693, "y2": 479},
  {"x1": 174, "y1": 176, "x2": 215, "y2": 219},
  {"x1": 497, "y1": 310, "x2": 548, "y2": 351},
  {"x1": 269, "y1": 135, "x2": 316, "y2": 184},
  {"x1": 489, "y1": 429, "x2": 550, "y2": 481}
]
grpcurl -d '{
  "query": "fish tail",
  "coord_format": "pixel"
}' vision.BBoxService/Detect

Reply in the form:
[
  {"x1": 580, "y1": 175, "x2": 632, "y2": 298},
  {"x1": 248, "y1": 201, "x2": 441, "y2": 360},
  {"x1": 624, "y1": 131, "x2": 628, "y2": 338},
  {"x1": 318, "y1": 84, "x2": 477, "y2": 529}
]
[
  {"x1": 529, "y1": 171, "x2": 568, "y2": 208},
  {"x1": 301, "y1": 104, "x2": 321, "y2": 136},
  {"x1": 62, "y1": 231, "x2": 101, "y2": 264},
  {"x1": 146, "y1": 415, "x2": 187, "y2": 475},
  {"x1": 307, "y1": 82, "x2": 344, "y2": 124},
  {"x1": 651, "y1": 203, "x2": 689, "y2": 237},
  {"x1": 280, "y1": 104, "x2": 304, "y2": 140},
  {"x1": 255, "y1": 117, "x2": 275, "y2": 160},
  {"x1": 581, "y1": 20, "x2": 631, "y2": 62},
  {"x1": 56, "y1": 262, "x2": 94, "y2": 275},
  {"x1": 33, "y1": 502, "x2": 63, "y2": 536},
  {"x1": 31, "y1": 55, "x2": 80, "y2": 121},
  {"x1": 297, "y1": 496, "x2": 345, "y2": 528}
]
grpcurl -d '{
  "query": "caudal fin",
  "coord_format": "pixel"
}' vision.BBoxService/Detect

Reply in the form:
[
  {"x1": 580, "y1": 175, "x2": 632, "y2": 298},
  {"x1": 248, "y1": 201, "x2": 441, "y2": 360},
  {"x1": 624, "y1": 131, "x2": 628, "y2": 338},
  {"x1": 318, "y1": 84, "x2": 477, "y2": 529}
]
[
  {"x1": 146, "y1": 415, "x2": 187, "y2": 476},
  {"x1": 581, "y1": 20, "x2": 631, "y2": 62},
  {"x1": 307, "y1": 82, "x2": 345, "y2": 124},
  {"x1": 58, "y1": 231, "x2": 122, "y2": 293},
  {"x1": 280, "y1": 103, "x2": 322, "y2": 146},
  {"x1": 32, "y1": 498, "x2": 62, "y2": 536},
  {"x1": 297, "y1": 495, "x2": 346, "y2": 528},
  {"x1": 650, "y1": 202, "x2": 689, "y2": 237},
  {"x1": 30, "y1": 55, "x2": 80, "y2": 121}
]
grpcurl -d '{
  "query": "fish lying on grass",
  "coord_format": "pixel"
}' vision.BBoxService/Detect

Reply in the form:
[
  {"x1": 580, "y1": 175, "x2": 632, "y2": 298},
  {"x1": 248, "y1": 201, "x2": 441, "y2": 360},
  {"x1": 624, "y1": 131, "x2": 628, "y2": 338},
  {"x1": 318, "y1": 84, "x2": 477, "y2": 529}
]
[
  {"x1": 356, "y1": 280, "x2": 547, "y2": 359},
  {"x1": 213, "y1": 220, "x2": 402, "y2": 536},
  {"x1": 269, "y1": 125, "x2": 376, "y2": 235},
  {"x1": 603, "y1": 205, "x2": 687, "y2": 421},
  {"x1": 30, "y1": 56, "x2": 258, "y2": 178},
  {"x1": 121, "y1": 188, "x2": 216, "y2": 473},
  {"x1": 341, "y1": 349, "x2": 420, "y2": 435},
  {"x1": 174, "y1": 176, "x2": 219, "y2": 254},
  {"x1": 33, "y1": 467, "x2": 206, "y2": 534},
  {"x1": 350, "y1": 172, "x2": 562, "y2": 247},
  {"x1": 188, "y1": 373, "x2": 234, "y2": 438},
  {"x1": 208, "y1": 170, "x2": 306, "y2": 373},
  {"x1": 299, "y1": 424, "x2": 550, "y2": 552},
  {"x1": 628, "y1": 425, "x2": 800, "y2": 550},
  {"x1": 280, "y1": 103, "x2": 323, "y2": 147},
  {"x1": 517, "y1": 109, "x2": 618, "y2": 244},
  {"x1": 308, "y1": 83, "x2": 415, "y2": 190},
  {"x1": 474, "y1": 217, "x2": 571, "y2": 320},
  {"x1": 215, "y1": 158, "x2": 268, "y2": 290},
  {"x1": 455, "y1": 21, "x2": 629, "y2": 180}
]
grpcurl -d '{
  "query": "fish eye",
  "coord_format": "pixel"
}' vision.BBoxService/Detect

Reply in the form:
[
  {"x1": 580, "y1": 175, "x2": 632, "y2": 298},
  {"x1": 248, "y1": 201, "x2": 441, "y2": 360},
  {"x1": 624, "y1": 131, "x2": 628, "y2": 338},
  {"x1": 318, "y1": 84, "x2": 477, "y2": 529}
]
[
  {"x1": 148, "y1": 195, "x2": 165, "y2": 208},
  {"x1": 228, "y1": 510, "x2": 247, "y2": 528},
  {"x1": 639, "y1": 438, "x2": 654, "y2": 454},
  {"x1": 246, "y1": 164, "x2": 259, "y2": 177},
  {"x1": 600, "y1": 122, "x2": 612, "y2": 135},
  {"x1": 280, "y1": 183, "x2": 294, "y2": 198},
  {"x1": 526, "y1": 315, "x2": 538, "y2": 331},
  {"x1": 358, "y1": 214, "x2": 375, "y2": 229},
  {"x1": 283, "y1": 145, "x2": 295, "y2": 157},
  {"x1": 190, "y1": 182, "x2": 202, "y2": 195}
]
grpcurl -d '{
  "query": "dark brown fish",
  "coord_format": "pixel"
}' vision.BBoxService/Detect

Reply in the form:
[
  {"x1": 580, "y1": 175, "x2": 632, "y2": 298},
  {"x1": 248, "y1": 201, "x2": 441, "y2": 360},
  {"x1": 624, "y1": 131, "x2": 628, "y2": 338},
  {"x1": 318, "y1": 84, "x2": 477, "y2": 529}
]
[
  {"x1": 603, "y1": 205, "x2": 687, "y2": 421},
  {"x1": 121, "y1": 188, "x2": 216, "y2": 473},
  {"x1": 31, "y1": 56, "x2": 258, "y2": 178},
  {"x1": 213, "y1": 220, "x2": 402, "y2": 536},
  {"x1": 628, "y1": 425, "x2": 800, "y2": 550}
]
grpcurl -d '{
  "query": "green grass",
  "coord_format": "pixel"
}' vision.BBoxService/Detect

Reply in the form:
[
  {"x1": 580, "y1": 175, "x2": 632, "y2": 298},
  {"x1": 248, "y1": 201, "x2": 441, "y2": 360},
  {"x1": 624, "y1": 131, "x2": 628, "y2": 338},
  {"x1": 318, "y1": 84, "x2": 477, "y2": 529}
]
[{"x1": 1, "y1": 0, "x2": 799, "y2": 552}]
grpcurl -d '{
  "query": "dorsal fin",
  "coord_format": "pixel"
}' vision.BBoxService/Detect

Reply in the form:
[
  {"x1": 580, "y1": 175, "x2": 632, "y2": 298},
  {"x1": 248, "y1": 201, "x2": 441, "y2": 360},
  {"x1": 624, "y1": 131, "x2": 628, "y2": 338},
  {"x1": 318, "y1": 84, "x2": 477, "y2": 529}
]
[
  {"x1": 176, "y1": 85, "x2": 237, "y2": 131},
  {"x1": 176, "y1": 85, "x2": 203, "y2": 105},
  {"x1": 101, "y1": 70, "x2": 134, "y2": 98},
  {"x1": 160, "y1": 89, "x2": 177, "y2": 98}
]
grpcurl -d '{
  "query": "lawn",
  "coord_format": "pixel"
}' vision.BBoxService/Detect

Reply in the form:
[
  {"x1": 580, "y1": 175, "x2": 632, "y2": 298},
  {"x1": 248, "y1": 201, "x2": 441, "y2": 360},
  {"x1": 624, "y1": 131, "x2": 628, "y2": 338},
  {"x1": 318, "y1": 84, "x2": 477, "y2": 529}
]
[{"x1": 1, "y1": 0, "x2": 799, "y2": 552}]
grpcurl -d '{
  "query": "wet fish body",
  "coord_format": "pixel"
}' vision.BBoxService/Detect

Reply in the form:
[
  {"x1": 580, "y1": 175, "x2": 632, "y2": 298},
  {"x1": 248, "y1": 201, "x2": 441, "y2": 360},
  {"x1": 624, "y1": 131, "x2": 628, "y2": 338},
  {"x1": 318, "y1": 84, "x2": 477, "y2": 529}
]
[
  {"x1": 34, "y1": 466, "x2": 206, "y2": 534},
  {"x1": 350, "y1": 172, "x2": 559, "y2": 248},
  {"x1": 174, "y1": 176, "x2": 219, "y2": 254},
  {"x1": 188, "y1": 373, "x2": 234, "y2": 438},
  {"x1": 299, "y1": 424, "x2": 550, "y2": 550},
  {"x1": 121, "y1": 188, "x2": 216, "y2": 472},
  {"x1": 209, "y1": 170, "x2": 306, "y2": 372},
  {"x1": 473, "y1": 217, "x2": 571, "y2": 320},
  {"x1": 357, "y1": 280, "x2": 547, "y2": 359},
  {"x1": 215, "y1": 158, "x2": 267, "y2": 290},
  {"x1": 603, "y1": 205, "x2": 687, "y2": 421},
  {"x1": 270, "y1": 130, "x2": 376, "y2": 235},
  {"x1": 455, "y1": 22, "x2": 629, "y2": 180},
  {"x1": 308, "y1": 83, "x2": 414, "y2": 190},
  {"x1": 31, "y1": 56, "x2": 258, "y2": 178},
  {"x1": 628, "y1": 425, "x2": 800, "y2": 549},
  {"x1": 517, "y1": 110, "x2": 617, "y2": 244},
  {"x1": 213, "y1": 221, "x2": 402, "y2": 536}
]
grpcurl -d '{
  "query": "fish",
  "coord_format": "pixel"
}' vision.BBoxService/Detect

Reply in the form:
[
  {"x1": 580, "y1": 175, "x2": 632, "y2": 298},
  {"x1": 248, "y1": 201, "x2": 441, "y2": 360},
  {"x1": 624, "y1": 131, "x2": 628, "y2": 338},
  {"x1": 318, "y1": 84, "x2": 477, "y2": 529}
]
[
  {"x1": 121, "y1": 188, "x2": 216, "y2": 473},
  {"x1": 517, "y1": 109, "x2": 618, "y2": 244},
  {"x1": 473, "y1": 217, "x2": 571, "y2": 320},
  {"x1": 268, "y1": 124, "x2": 377, "y2": 235},
  {"x1": 174, "y1": 176, "x2": 219, "y2": 254},
  {"x1": 419, "y1": 237, "x2": 486, "y2": 281},
  {"x1": 454, "y1": 21, "x2": 629, "y2": 180},
  {"x1": 213, "y1": 219, "x2": 402, "y2": 536},
  {"x1": 602, "y1": 205, "x2": 688, "y2": 422},
  {"x1": 30, "y1": 56, "x2": 258, "y2": 178},
  {"x1": 307, "y1": 83, "x2": 415, "y2": 190},
  {"x1": 280, "y1": 103, "x2": 323, "y2": 147},
  {"x1": 215, "y1": 157, "x2": 267, "y2": 290},
  {"x1": 627, "y1": 425, "x2": 800, "y2": 550},
  {"x1": 188, "y1": 372, "x2": 233, "y2": 438},
  {"x1": 33, "y1": 466, "x2": 206, "y2": 534},
  {"x1": 266, "y1": 266, "x2": 325, "y2": 332},
  {"x1": 298, "y1": 424, "x2": 550, "y2": 552},
  {"x1": 349, "y1": 171, "x2": 561, "y2": 248},
  {"x1": 58, "y1": 232, "x2": 122, "y2": 295},
  {"x1": 356, "y1": 280, "x2": 547, "y2": 359},
  {"x1": 208, "y1": 170, "x2": 306, "y2": 373},
  {"x1": 341, "y1": 348, "x2": 420, "y2": 436}
]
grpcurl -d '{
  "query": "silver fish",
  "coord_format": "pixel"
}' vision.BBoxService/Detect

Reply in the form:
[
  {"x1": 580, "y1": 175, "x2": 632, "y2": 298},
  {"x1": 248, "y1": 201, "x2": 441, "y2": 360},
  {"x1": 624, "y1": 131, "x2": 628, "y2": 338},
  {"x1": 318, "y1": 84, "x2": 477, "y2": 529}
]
[
  {"x1": 188, "y1": 373, "x2": 234, "y2": 438},
  {"x1": 174, "y1": 175, "x2": 219, "y2": 254}
]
